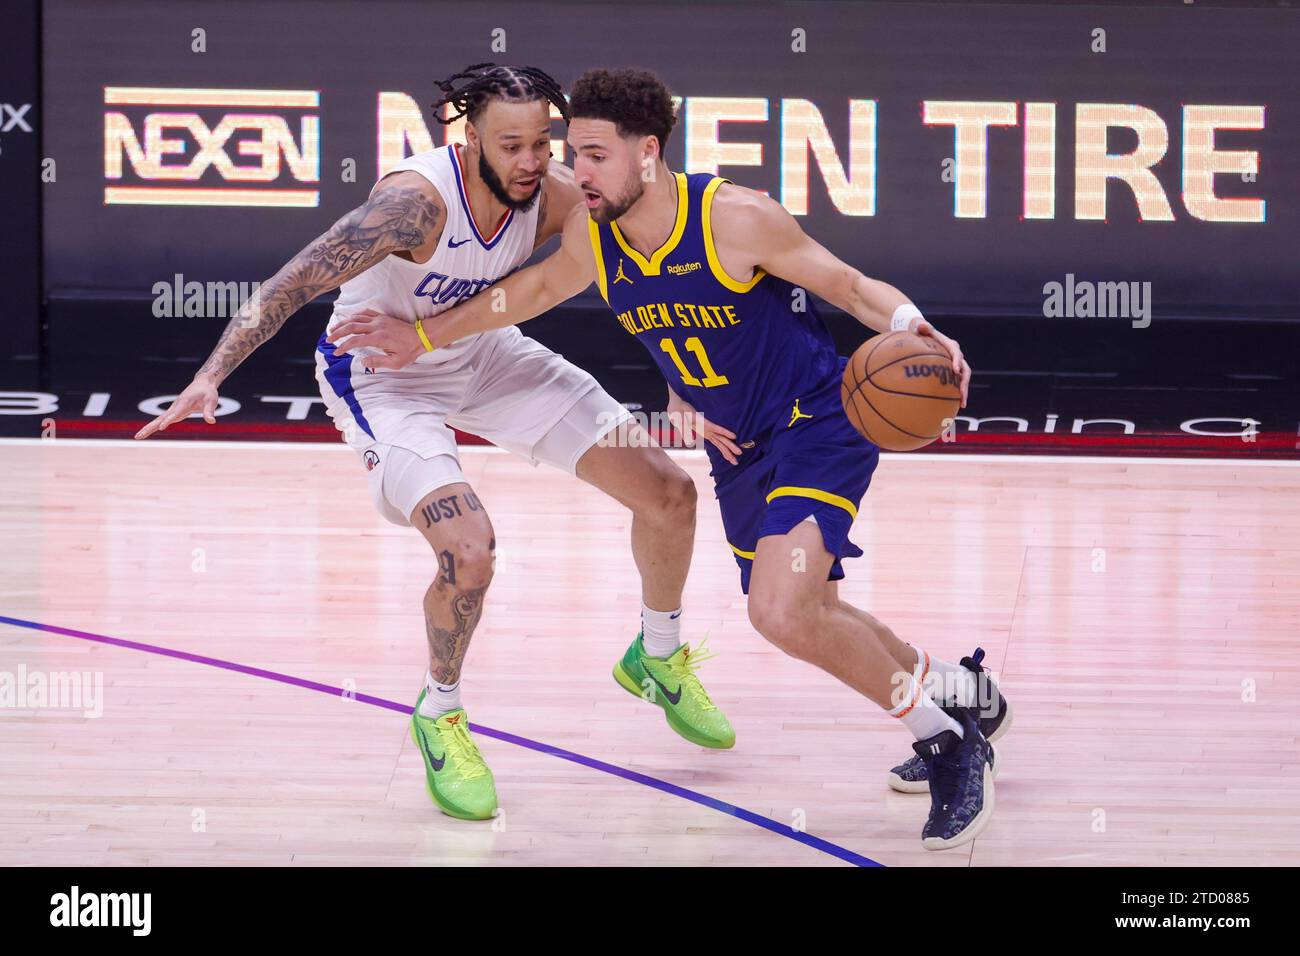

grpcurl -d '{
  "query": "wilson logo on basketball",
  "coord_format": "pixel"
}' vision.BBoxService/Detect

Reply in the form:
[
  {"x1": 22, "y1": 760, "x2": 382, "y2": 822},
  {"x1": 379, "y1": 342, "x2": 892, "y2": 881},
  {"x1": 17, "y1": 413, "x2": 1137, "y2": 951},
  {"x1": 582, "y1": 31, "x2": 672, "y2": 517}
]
[{"x1": 903, "y1": 364, "x2": 959, "y2": 387}]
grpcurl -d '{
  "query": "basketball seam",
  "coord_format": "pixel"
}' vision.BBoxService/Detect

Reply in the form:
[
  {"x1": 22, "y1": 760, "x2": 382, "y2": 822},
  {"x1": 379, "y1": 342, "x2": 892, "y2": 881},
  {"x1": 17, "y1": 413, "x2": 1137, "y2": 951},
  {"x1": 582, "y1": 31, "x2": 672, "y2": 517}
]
[
  {"x1": 858, "y1": 331, "x2": 895, "y2": 375},
  {"x1": 848, "y1": 356, "x2": 880, "y2": 443},
  {"x1": 868, "y1": 383, "x2": 962, "y2": 402},
  {"x1": 854, "y1": 383, "x2": 937, "y2": 441},
  {"x1": 842, "y1": 381, "x2": 877, "y2": 445},
  {"x1": 851, "y1": 356, "x2": 866, "y2": 395}
]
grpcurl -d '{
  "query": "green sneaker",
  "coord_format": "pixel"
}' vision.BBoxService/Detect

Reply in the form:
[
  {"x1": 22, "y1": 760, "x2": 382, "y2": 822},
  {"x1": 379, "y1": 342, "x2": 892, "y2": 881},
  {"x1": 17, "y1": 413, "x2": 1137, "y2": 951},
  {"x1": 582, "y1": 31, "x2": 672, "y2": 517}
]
[
  {"x1": 613, "y1": 633, "x2": 735, "y2": 749},
  {"x1": 409, "y1": 692, "x2": 498, "y2": 820}
]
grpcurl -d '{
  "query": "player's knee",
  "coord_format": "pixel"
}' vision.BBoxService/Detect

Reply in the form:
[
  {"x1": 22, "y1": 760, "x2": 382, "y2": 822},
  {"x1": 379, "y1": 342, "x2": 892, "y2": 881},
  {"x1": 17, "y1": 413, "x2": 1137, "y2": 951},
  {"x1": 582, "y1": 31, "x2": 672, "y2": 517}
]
[
  {"x1": 432, "y1": 538, "x2": 495, "y2": 591},
  {"x1": 631, "y1": 459, "x2": 696, "y2": 526},
  {"x1": 747, "y1": 595, "x2": 817, "y2": 659},
  {"x1": 661, "y1": 466, "x2": 697, "y2": 520}
]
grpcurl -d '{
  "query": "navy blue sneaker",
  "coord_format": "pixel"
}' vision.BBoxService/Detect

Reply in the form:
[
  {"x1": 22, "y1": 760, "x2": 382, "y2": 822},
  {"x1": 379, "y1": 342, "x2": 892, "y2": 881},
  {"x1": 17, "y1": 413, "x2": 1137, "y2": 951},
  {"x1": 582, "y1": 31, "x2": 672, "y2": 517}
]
[
  {"x1": 913, "y1": 706, "x2": 996, "y2": 850},
  {"x1": 888, "y1": 647, "x2": 1013, "y2": 793},
  {"x1": 889, "y1": 744, "x2": 1002, "y2": 793}
]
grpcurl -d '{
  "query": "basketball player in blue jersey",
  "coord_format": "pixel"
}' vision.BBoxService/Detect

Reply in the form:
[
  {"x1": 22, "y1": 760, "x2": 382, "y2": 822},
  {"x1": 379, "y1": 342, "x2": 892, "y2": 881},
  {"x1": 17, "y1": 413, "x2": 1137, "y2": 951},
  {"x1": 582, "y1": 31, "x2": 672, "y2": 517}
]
[{"x1": 337, "y1": 69, "x2": 1014, "y2": 849}]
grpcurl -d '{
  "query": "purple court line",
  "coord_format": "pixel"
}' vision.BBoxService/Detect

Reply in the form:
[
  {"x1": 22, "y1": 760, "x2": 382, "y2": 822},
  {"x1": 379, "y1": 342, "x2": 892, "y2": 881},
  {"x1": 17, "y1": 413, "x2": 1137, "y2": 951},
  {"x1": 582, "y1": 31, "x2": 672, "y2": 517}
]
[{"x1": 1, "y1": 614, "x2": 882, "y2": 868}]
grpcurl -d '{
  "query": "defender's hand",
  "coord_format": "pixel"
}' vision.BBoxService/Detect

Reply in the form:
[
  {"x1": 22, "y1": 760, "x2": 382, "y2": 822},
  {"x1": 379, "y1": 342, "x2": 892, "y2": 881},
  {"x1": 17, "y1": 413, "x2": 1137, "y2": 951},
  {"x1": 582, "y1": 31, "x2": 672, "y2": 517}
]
[
  {"x1": 135, "y1": 376, "x2": 219, "y2": 439},
  {"x1": 666, "y1": 390, "x2": 743, "y2": 465},
  {"x1": 327, "y1": 309, "x2": 425, "y2": 371}
]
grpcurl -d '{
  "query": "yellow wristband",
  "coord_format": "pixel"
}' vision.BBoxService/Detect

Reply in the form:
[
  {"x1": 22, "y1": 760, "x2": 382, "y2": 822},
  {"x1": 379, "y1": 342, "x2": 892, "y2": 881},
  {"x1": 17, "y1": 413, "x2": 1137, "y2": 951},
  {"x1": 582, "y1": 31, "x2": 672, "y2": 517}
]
[{"x1": 414, "y1": 317, "x2": 435, "y2": 352}]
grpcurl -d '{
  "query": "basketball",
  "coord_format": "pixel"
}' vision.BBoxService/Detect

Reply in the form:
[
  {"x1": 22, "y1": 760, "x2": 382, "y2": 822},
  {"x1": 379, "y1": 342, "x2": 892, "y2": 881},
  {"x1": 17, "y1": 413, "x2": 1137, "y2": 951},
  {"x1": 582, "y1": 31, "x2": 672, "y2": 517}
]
[{"x1": 841, "y1": 331, "x2": 961, "y2": 451}]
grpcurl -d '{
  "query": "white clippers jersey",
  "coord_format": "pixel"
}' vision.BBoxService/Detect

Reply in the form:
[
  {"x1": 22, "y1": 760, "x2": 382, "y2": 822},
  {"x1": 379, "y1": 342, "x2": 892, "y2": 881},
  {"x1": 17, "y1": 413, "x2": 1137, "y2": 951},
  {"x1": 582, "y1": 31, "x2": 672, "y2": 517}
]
[{"x1": 325, "y1": 144, "x2": 541, "y2": 368}]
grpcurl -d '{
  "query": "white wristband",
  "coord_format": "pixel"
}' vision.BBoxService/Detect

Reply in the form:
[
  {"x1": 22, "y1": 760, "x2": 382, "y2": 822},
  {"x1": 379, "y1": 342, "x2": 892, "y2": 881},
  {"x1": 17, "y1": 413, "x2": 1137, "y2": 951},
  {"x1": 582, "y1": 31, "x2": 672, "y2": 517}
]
[{"x1": 890, "y1": 304, "x2": 924, "y2": 332}]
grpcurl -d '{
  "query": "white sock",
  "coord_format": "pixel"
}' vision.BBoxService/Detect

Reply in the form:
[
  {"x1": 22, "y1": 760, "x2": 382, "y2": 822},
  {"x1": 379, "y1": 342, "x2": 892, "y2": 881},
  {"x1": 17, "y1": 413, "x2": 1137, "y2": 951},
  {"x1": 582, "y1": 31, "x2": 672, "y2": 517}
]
[
  {"x1": 888, "y1": 673, "x2": 963, "y2": 742},
  {"x1": 419, "y1": 671, "x2": 462, "y2": 717},
  {"x1": 640, "y1": 603, "x2": 683, "y2": 657},
  {"x1": 913, "y1": 647, "x2": 979, "y2": 708}
]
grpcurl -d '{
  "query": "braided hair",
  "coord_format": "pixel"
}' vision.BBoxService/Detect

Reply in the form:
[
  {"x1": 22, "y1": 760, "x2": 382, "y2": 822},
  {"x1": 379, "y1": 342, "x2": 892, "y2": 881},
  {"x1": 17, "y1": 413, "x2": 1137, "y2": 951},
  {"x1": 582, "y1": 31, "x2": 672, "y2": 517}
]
[{"x1": 432, "y1": 63, "x2": 570, "y2": 126}]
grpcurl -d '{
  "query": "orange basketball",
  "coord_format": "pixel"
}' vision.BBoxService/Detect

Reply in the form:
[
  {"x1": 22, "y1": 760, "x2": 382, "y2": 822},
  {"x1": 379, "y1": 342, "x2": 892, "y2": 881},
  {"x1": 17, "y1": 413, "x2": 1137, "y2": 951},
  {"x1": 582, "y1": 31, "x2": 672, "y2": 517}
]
[{"x1": 841, "y1": 331, "x2": 961, "y2": 451}]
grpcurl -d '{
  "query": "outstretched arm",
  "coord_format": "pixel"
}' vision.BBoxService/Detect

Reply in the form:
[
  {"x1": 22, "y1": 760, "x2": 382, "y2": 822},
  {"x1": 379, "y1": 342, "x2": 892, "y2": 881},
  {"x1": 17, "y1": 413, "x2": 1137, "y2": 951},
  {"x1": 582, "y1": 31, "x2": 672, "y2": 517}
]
[
  {"x1": 328, "y1": 203, "x2": 596, "y2": 370},
  {"x1": 710, "y1": 185, "x2": 971, "y2": 406},
  {"x1": 135, "y1": 173, "x2": 442, "y2": 438}
]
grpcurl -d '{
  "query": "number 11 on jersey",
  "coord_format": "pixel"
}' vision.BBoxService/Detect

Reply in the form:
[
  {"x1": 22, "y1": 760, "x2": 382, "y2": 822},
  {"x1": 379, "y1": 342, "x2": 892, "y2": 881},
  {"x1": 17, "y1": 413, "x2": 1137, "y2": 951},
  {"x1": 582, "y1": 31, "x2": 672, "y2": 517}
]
[{"x1": 660, "y1": 336, "x2": 730, "y2": 388}]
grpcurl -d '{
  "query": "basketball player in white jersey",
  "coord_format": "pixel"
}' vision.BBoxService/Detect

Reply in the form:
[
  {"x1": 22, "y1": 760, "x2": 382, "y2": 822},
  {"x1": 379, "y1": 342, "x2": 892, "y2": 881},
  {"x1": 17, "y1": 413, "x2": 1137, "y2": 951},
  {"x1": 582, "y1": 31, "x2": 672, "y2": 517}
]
[{"x1": 135, "y1": 65, "x2": 735, "y2": 822}]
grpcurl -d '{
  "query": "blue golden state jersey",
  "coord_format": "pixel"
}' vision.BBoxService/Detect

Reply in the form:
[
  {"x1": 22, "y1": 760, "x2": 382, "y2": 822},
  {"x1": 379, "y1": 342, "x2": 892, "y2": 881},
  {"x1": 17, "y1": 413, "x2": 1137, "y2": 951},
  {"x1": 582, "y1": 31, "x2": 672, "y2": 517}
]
[{"x1": 587, "y1": 173, "x2": 841, "y2": 446}]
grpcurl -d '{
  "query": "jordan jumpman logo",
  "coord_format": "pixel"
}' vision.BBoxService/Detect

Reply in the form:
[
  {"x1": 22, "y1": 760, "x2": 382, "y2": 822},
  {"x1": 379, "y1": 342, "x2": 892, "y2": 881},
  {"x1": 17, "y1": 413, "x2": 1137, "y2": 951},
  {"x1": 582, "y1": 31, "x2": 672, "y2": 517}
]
[{"x1": 788, "y1": 398, "x2": 814, "y2": 428}]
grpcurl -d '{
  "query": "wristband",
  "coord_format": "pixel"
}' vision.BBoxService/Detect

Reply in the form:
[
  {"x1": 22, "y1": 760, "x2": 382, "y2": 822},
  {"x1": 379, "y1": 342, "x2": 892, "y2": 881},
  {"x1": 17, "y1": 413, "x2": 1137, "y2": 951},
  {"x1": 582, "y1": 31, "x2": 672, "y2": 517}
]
[
  {"x1": 890, "y1": 304, "x2": 924, "y2": 332},
  {"x1": 414, "y1": 317, "x2": 435, "y2": 352}
]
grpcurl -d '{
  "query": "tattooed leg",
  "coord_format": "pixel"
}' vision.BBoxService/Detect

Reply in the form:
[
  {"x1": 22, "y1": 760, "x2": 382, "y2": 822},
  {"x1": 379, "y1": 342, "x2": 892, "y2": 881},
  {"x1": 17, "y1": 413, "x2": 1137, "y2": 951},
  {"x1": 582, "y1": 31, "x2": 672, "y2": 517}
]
[
  {"x1": 424, "y1": 584, "x2": 489, "y2": 685},
  {"x1": 410, "y1": 482, "x2": 495, "y2": 685}
]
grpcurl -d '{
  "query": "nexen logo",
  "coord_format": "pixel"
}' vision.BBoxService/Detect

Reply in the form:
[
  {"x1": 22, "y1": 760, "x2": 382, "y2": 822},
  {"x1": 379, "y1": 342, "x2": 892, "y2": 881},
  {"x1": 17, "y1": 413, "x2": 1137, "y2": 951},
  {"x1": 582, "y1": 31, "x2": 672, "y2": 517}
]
[{"x1": 103, "y1": 87, "x2": 320, "y2": 207}]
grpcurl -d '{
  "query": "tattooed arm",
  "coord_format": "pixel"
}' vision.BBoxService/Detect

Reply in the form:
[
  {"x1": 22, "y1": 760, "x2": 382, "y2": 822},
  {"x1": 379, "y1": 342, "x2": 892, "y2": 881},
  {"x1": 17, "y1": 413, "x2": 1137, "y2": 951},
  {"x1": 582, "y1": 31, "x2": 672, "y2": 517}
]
[
  {"x1": 198, "y1": 174, "x2": 442, "y2": 383},
  {"x1": 134, "y1": 172, "x2": 443, "y2": 439}
]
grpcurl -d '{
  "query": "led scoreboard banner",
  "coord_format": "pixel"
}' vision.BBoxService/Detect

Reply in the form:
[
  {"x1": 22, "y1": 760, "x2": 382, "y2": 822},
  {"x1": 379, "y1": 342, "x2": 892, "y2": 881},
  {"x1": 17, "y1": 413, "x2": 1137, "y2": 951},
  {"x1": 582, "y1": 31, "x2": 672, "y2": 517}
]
[
  {"x1": 97, "y1": 90, "x2": 1268, "y2": 221},
  {"x1": 42, "y1": 0, "x2": 1300, "y2": 316}
]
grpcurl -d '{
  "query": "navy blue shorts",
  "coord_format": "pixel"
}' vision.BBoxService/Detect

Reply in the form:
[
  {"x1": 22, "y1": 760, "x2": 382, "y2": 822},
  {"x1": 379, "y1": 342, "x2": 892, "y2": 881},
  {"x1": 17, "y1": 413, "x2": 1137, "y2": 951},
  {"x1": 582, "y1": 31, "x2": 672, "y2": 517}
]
[{"x1": 708, "y1": 359, "x2": 880, "y2": 594}]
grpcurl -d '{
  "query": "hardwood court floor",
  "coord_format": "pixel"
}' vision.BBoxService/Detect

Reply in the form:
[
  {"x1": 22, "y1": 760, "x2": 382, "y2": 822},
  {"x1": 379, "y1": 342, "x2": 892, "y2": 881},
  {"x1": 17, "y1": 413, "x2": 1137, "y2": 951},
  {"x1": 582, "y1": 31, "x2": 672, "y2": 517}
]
[{"x1": 1, "y1": 439, "x2": 1297, "y2": 866}]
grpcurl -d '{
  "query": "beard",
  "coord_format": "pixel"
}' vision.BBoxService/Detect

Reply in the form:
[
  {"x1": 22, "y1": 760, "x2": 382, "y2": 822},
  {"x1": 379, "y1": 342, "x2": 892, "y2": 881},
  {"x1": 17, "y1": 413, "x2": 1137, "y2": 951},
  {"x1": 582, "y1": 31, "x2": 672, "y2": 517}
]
[
  {"x1": 589, "y1": 177, "x2": 645, "y2": 225},
  {"x1": 478, "y1": 150, "x2": 542, "y2": 212}
]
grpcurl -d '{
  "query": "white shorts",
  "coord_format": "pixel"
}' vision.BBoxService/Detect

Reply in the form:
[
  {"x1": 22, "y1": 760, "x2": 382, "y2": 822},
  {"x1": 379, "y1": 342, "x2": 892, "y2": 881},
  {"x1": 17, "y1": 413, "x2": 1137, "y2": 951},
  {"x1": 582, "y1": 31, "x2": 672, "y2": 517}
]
[{"x1": 314, "y1": 325, "x2": 633, "y2": 526}]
